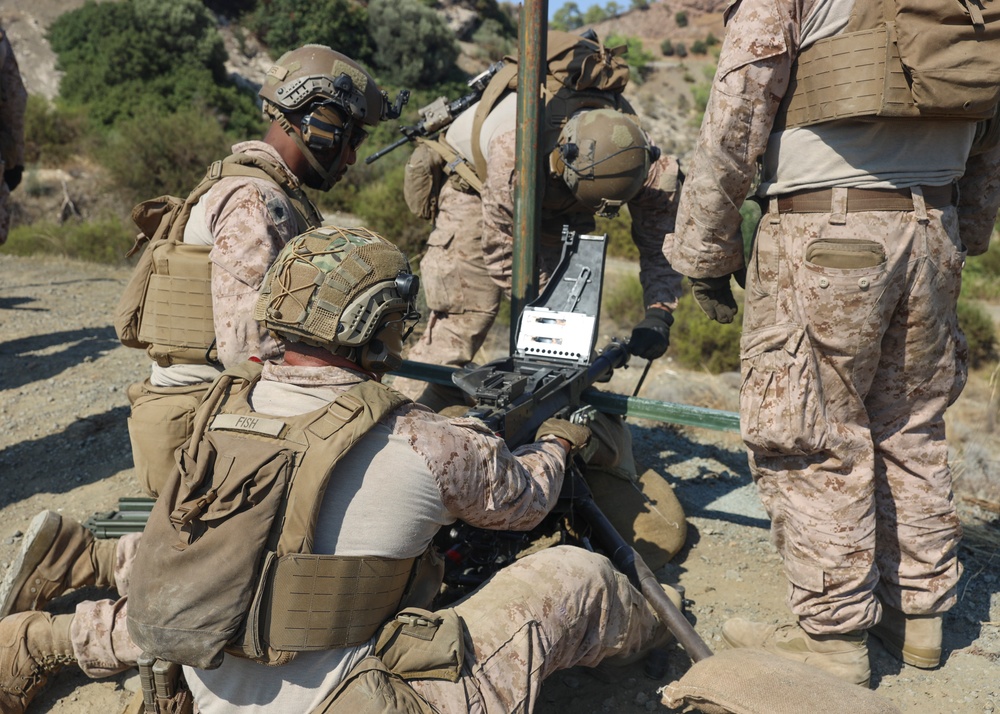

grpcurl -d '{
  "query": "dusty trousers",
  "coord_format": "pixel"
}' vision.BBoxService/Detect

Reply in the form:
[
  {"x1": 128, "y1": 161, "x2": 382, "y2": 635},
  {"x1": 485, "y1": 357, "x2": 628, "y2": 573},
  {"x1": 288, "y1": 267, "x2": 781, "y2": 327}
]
[
  {"x1": 394, "y1": 184, "x2": 501, "y2": 411},
  {"x1": 406, "y1": 546, "x2": 663, "y2": 714},
  {"x1": 740, "y1": 193, "x2": 967, "y2": 635}
]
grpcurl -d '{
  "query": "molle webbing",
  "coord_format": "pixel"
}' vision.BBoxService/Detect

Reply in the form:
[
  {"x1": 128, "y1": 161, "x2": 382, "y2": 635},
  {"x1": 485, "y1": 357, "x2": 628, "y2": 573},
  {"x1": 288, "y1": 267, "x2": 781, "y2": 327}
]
[
  {"x1": 138, "y1": 154, "x2": 323, "y2": 366},
  {"x1": 780, "y1": 0, "x2": 1000, "y2": 130},
  {"x1": 205, "y1": 366, "x2": 416, "y2": 659},
  {"x1": 265, "y1": 554, "x2": 417, "y2": 651}
]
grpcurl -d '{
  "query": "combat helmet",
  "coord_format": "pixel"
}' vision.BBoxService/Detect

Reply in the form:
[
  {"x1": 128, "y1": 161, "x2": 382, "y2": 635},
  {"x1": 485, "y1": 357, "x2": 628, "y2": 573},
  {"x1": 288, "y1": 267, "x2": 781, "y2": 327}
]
[
  {"x1": 259, "y1": 45, "x2": 407, "y2": 190},
  {"x1": 551, "y1": 108, "x2": 659, "y2": 217},
  {"x1": 255, "y1": 226, "x2": 420, "y2": 372}
]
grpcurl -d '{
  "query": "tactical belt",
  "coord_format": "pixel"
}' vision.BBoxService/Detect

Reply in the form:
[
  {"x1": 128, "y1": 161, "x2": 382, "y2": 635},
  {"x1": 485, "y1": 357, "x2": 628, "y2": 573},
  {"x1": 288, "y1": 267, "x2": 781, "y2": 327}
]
[{"x1": 774, "y1": 184, "x2": 955, "y2": 213}]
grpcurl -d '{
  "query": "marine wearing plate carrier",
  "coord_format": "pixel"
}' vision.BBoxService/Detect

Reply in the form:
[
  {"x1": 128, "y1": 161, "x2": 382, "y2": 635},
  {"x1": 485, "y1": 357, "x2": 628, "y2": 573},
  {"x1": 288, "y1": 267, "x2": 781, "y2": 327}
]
[
  {"x1": 0, "y1": 26, "x2": 27, "y2": 246},
  {"x1": 394, "y1": 31, "x2": 683, "y2": 411}
]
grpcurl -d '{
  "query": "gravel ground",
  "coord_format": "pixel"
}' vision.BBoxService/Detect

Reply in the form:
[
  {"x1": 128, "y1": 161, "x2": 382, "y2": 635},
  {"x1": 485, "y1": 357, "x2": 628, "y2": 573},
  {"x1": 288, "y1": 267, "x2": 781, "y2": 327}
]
[{"x1": 1, "y1": 253, "x2": 998, "y2": 714}]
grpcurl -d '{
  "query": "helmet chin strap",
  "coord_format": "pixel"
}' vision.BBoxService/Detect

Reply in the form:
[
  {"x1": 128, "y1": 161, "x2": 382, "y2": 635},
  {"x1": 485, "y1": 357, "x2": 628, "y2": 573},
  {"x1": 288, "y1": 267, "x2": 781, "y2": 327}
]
[{"x1": 271, "y1": 110, "x2": 341, "y2": 191}]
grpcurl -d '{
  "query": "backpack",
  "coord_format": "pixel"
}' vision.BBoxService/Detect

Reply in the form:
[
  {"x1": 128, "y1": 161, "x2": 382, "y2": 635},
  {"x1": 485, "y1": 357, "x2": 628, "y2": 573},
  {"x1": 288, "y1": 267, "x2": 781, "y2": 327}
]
[
  {"x1": 127, "y1": 362, "x2": 414, "y2": 670},
  {"x1": 469, "y1": 30, "x2": 634, "y2": 184},
  {"x1": 401, "y1": 31, "x2": 635, "y2": 221},
  {"x1": 113, "y1": 154, "x2": 322, "y2": 363}
]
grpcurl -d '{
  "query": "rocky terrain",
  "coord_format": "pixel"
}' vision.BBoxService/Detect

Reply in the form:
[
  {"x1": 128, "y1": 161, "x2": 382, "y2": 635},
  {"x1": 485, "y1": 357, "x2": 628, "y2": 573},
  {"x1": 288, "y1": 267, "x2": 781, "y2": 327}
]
[
  {"x1": 1, "y1": 1, "x2": 999, "y2": 712},
  {"x1": 2, "y1": 253, "x2": 999, "y2": 714}
]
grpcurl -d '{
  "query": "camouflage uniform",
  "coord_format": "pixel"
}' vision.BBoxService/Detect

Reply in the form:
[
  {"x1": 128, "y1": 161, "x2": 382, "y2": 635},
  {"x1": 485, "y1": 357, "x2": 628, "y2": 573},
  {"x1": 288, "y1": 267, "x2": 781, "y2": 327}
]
[
  {"x1": 126, "y1": 362, "x2": 662, "y2": 712},
  {"x1": 669, "y1": 0, "x2": 1000, "y2": 635},
  {"x1": 128, "y1": 140, "x2": 317, "y2": 496},
  {"x1": 0, "y1": 28, "x2": 27, "y2": 246},
  {"x1": 393, "y1": 127, "x2": 684, "y2": 409},
  {"x1": 75, "y1": 141, "x2": 316, "y2": 677}
]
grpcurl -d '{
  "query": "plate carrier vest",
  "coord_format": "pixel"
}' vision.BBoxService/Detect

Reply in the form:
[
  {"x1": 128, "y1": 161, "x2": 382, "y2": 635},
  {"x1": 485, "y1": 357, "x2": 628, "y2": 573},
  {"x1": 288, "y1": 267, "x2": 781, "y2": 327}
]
[
  {"x1": 127, "y1": 362, "x2": 421, "y2": 669},
  {"x1": 116, "y1": 153, "x2": 323, "y2": 367}
]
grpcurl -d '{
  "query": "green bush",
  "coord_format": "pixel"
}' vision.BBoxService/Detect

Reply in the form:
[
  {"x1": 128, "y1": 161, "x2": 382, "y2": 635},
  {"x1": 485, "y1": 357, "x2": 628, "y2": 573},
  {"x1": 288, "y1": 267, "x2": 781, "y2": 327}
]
[
  {"x1": 660, "y1": 39, "x2": 674, "y2": 56},
  {"x1": 675, "y1": 10, "x2": 689, "y2": 27},
  {"x1": 962, "y1": 237, "x2": 1000, "y2": 300},
  {"x1": 23, "y1": 96, "x2": 91, "y2": 165},
  {"x1": 594, "y1": 210, "x2": 638, "y2": 260},
  {"x1": 958, "y1": 300, "x2": 997, "y2": 369},
  {"x1": 99, "y1": 105, "x2": 233, "y2": 204},
  {"x1": 350, "y1": 162, "x2": 431, "y2": 259},
  {"x1": 369, "y1": 0, "x2": 459, "y2": 88},
  {"x1": 248, "y1": 0, "x2": 372, "y2": 62},
  {"x1": 552, "y1": 2, "x2": 584, "y2": 31},
  {"x1": 472, "y1": 18, "x2": 516, "y2": 61},
  {"x1": 584, "y1": 5, "x2": 609, "y2": 23},
  {"x1": 48, "y1": 0, "x2": 259, "y2": 134},
  {"x1": 676, "y1": 43, "x2": 688, "y2": 58},
  {"x1": 669, "y1": 290, "x2": 743, "y2": 373},
  {"x1": 601, "y1": 273, "x2": 645, "y2": 327},
  {"x1": 1, "y1": 215, "x2": 135, "y2": 264},
  {"x1": 691, "y1": 40, "x2": 708, "y2": 55},
  {"x1": 606, "y1": 34, "x2": 654, "y2": 82}
]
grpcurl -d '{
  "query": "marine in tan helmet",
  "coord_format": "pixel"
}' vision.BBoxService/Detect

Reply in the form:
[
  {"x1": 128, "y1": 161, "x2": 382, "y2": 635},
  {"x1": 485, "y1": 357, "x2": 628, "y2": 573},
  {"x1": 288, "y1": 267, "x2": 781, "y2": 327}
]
[
  {"x1": 123, "y1": 224, "x2": 676, "y2": 714},
  {"x1": 0, "y1": 47, "x2": 404, "y2": 714},
  {"x1": 394, "y1": 31, "x2": 684, "y2": 413}
]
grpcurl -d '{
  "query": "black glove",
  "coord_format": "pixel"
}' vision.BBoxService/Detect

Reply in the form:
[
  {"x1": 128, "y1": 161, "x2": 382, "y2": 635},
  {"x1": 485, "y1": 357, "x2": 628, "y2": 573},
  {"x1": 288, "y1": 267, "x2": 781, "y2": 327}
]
[
  {"x1": 3, "y1": 165, "x2": 23, "y2": 192},
  {"x1": 535, "y1": 418, "x2": 592, "y2": 454},
  {"x1": 629, "y1": 307, "x2": 674, "y2": 360},
  {"x1": 689, "y1": 269, "x2": 746, "y2": 324}
]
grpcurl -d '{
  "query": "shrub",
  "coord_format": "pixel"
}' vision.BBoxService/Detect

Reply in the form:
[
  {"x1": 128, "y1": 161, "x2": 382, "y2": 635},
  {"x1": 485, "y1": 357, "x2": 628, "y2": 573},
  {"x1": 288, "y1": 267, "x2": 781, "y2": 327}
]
[
  {"x1": 369, "y1": 0, "x2": 459, "y2": 88},
  {"x1": 676, "y1": 43, "x2": 688, "y2": 58},
  {"x1": 99, "y1": 105, "x2": 232, "y2": 204},
  {"x1": 584, "y1": 5, "x2": 609, "y2": 23},
  {"x1": 631, "y1": 0, "x2": 650, "y2": 10},
  {"x1": 669, "y1": 290, "x2": 743, "y2": 373},
  {"x1": 351, "y1": 162, "x2": 431, "y2": 259},
  {"x1": 606, "y1": 34, "x2": 654, "y2": 82},
  {"x1": 472, "y1": 18, "x2": 516, "y2": 61},
  {"x1": 705, "y1": 32, "x2": 719, "y2": 46},
  {"x1": 660, "y1": 39, "x2": 674, "y2": 56},
  {"x1": 1, "y1": 215, "x2": 135, "y2": 264},
  {"x1": 22, "y1": 96, "x2": 90, "y2": 165},
  {"x1": 248, "y1": 0, "x2": 372, "y2": 62},
  {"x1": 675, "y1": 10, "x2": 689, "y2": 27},
  {"x1": 552, "y1": 2, "x2": 584, "y2": 31},
  {"x1": 601, "y1": 273, "x2": 644, "y2": 328},
  {"x1": 691, "y1": 40, "x2": 708, "y2": 55},
  {"x1": 48, "y1": 0, "x2": 259, "y2": 133},
  {"x1": 958, "y1": 300, "x2": 997, "y2": 369},
  {"x1": 594, "y1": 210, "x2": 638, "y2": 260}
]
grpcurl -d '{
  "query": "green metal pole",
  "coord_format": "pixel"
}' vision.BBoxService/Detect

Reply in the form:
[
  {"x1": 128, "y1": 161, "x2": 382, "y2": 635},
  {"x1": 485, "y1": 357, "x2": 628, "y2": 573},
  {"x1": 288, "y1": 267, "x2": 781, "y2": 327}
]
[{"x1": 511, "y1": 0, "x2": 548, "y2": 353}]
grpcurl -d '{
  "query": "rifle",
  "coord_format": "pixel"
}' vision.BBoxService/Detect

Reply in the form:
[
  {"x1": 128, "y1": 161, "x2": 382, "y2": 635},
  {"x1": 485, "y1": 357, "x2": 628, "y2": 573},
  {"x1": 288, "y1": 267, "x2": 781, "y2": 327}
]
[{"x1": 365, "y1": 61, "x2": 505, "y2": 165}]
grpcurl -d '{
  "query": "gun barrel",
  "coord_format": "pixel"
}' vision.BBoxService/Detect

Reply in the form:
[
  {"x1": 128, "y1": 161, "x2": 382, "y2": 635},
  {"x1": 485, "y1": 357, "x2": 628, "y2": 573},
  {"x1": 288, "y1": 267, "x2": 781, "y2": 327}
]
[{"x1": 364, "y1": 134, "x2": 412, "y2": 164}]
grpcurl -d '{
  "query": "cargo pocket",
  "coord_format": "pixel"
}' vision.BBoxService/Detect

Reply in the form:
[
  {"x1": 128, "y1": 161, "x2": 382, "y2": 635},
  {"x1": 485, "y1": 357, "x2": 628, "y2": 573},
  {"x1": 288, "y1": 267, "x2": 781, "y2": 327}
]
[
  {"x1": 421, "y1": 230, "x2": 462, "y2": 313},
  {"x1": 127, "y1": 382, "x2": 207, "y2": 497},
  {"x1": 740, "y1": 324, "x2": 828, "y2": 456},
  {"x1": 784, "y1": 552, "x2": 826, "y2": 595},
  {"x1": 314, "y1": 657, "x2": 435, "y2": 714}
]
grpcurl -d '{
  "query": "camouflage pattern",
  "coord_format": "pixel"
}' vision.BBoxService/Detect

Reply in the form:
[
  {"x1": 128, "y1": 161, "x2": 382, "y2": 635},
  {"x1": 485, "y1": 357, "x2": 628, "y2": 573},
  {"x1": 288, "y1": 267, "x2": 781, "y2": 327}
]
[
  {"x1": 0, "y1": 28, "x2": 27, "y2": 246},
  {"x1": 670, "y1": 0, "x2": 1000, "y2": 636},
  {"x1": 408, "y1": 546, "x2": 663, "y2": 714},
  {"x1": 957, "y1": 141, "x2": 1000, "y2": 256},
  {"x1": 744, "y1": 204, "x2": 966, "y2": 633},
  {"x1": 204, "y1": 141, "x2": 309, "y2": 367},
  {"x1": 393, "y1": 184, "x2": 501, "y2": 407},
  {"x1": 69, "y1": 534, "x2": 142, "y2": 678},
  {"x1": 480, "y1": 129, "x2": 684, "y2": 310}
]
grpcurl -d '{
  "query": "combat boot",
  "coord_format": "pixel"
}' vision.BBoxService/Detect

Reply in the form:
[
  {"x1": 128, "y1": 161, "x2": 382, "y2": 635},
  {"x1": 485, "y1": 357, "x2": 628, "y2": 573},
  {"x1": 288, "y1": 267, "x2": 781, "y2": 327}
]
[
  {"x1": 869, "y1": 603, "x2": 942, "y2": 669},
  {"x1": 722, "y1": 618, "x2": 871, "y2": 687},
  {"x1": 0, "y1": 511, "x2": 118, "y2": 617},
  {"x1": 0, "y1": 611, "x2": 76, "y2": 714}
]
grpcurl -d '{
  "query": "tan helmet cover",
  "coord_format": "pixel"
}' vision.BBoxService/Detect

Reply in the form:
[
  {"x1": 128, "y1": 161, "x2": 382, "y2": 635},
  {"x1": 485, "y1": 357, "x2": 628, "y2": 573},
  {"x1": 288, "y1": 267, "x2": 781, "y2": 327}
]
[
  {"x1": 259, "y1": 44, "x2": 387, "y2": 127},
  {"x1": 255, "y1": 226, "x2": 415, "y2": 352},
  {"x1": 555, "y1": 108, "x2": 652, "y2": 217}
]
